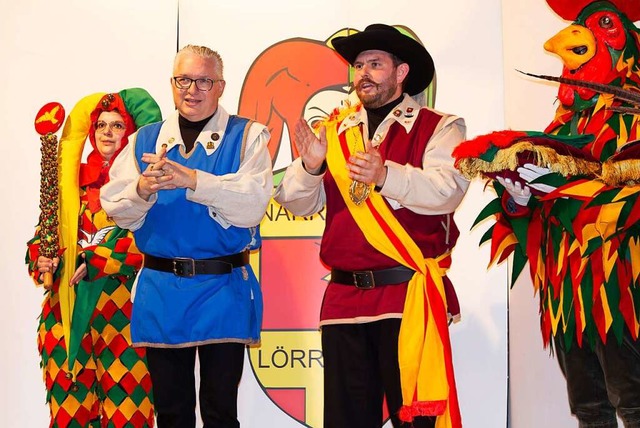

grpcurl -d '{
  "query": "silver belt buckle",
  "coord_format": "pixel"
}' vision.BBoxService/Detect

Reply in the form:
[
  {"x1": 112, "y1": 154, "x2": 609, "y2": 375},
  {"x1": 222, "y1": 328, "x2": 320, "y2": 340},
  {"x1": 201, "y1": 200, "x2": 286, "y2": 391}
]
[
  {"x1": 353, "y1": 271, "x2": 375, "y2": 289},
  {"x1": 173, "y1": 257, "x2": 196, "y2": 277}
]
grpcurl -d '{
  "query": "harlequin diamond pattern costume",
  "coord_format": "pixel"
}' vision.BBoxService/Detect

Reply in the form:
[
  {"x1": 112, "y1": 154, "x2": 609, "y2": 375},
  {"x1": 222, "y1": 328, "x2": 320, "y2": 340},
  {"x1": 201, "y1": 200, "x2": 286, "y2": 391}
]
[{"x1": 26, "y1": 89, "x2": 162, "y2": 427}]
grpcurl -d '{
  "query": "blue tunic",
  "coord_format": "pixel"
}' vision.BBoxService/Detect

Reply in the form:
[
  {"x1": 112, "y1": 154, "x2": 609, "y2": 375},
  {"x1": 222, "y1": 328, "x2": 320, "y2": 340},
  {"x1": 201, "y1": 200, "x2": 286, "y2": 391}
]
[{"x1": 129, "y1": 117, "x2": 263, "y2": 347}]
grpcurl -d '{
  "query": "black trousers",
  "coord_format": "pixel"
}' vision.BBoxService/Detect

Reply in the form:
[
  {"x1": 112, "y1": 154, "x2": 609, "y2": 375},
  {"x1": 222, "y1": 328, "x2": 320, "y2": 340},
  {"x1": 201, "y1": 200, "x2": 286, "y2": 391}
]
[
  {"x1": 146, "y1": 343, "x2": 245, "y2": 428},
  {"x1": 554, "y1": 332, "x2": 640, "y2": 428},
  {"x1": 322, "y1": 319, "x2": 435, "y2": 428}
]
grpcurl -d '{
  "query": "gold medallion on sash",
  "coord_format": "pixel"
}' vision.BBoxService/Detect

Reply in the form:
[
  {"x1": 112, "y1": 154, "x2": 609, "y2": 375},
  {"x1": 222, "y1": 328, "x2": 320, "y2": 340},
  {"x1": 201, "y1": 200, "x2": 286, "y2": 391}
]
[
  {"x1": 349, "y1": 180, "x2": 372, "y2": 205},
  {"x1": 348, "y1": 128, "x2": 378, "y2": 205}
]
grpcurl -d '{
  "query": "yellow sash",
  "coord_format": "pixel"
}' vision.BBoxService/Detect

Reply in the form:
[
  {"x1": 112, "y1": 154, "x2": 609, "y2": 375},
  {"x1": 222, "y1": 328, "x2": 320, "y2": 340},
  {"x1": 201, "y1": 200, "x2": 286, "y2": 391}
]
[{"x1": 324, "y1": 119, "x2": 461, "y2": 428}]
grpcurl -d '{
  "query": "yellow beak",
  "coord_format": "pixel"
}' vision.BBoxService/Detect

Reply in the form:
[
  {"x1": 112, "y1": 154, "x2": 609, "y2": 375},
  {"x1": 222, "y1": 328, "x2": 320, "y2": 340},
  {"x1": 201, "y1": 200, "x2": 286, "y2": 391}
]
[{"x1": 544, "y1": 24, "x2": 596, "y2": 71}]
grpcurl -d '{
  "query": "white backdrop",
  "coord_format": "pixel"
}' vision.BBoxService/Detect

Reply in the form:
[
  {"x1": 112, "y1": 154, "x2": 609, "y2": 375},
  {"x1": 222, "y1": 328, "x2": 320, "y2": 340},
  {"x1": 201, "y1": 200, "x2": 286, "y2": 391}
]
[{"x1": 0, "y1": 0, "x2": 526, "y2": 427}]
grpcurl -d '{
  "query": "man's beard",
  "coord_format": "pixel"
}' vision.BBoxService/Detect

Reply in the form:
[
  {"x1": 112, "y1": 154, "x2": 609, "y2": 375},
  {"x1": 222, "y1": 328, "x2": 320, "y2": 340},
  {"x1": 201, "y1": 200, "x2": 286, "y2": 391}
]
[{"x1": 356, "y1": 77, "x2": 398, "y2": 109}]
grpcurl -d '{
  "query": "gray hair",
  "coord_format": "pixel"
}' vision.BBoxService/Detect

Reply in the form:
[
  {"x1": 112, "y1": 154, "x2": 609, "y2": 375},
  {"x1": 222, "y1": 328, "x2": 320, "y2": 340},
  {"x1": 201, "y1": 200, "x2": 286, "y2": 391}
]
[{"x1": 175, "y1": 45, "x2": 224, "y2": 78}]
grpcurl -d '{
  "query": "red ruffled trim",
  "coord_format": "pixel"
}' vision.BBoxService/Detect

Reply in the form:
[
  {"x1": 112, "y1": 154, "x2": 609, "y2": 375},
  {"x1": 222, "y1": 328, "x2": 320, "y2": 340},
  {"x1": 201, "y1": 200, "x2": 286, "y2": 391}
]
[
  {"x1": 398, "y1": 400, "x2": 447, "y2": 422},
  {"x1": 452, "y1": 130, "x2": 528, "y2": 161}
]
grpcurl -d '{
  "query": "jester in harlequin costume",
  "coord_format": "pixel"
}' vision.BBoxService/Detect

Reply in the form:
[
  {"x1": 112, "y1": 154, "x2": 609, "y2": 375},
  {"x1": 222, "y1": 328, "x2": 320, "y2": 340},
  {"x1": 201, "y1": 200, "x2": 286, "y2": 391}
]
[
  {"x1": 26, "y1": 89, "x2": 162, "y2": 427},
  {"x1": 453, "y1": 1, "x2": 640, "y2": 426}
]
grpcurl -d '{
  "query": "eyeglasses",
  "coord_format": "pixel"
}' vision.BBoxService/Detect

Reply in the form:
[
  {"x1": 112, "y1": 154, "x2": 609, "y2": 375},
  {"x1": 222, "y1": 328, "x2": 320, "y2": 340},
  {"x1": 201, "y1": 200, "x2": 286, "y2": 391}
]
[
  {"x1": 172, "y1": 76, "x2": 223, "y2": 91},
  {"x1": 94, "y1": 120, "x2": 127, "y2": 133}
]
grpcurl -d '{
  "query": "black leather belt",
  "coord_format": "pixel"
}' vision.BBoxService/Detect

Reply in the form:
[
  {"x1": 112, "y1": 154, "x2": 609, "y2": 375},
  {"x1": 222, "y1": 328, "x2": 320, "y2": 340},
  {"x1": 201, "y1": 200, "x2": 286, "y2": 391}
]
[
  {"x1": 143, "y1": 251, "x2": 249, "y2": 277},
  {"x1": 331, "y1": 266, "x2": 415, "y2": 289}
]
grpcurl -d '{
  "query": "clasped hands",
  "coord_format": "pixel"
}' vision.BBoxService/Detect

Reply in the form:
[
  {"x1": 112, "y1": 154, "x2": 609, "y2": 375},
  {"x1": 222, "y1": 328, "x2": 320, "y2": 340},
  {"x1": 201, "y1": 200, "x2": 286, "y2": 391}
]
[
  {"x1": 496, "y1": 163, "x2": 557, "y2": 206},
  {"x1": 137, "y1": 146, "x2": 197, "y2": 201},
  {"x1": 294, "y1": 118, "x2": 387, "y2": 187}
]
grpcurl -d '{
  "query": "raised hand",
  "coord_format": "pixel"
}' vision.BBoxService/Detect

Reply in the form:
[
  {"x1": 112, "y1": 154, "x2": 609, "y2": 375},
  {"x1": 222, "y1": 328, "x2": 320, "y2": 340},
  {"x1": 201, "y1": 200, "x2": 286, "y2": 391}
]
[{"x1": 294, "y1": 118, "x2": 327, "y2": 173}]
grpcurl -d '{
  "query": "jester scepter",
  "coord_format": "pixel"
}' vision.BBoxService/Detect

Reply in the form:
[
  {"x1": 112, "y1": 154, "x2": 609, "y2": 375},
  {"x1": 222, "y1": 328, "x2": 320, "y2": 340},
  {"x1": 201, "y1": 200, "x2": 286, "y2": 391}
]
[{"x1": 33, "y1": 102, "x2": 65, "y2": 288}]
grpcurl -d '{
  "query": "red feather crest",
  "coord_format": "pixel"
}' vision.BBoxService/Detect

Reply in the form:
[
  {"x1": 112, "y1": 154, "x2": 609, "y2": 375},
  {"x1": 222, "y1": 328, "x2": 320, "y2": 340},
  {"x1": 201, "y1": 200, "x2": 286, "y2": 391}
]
[{"x1": 546, "y1": 0, "x2": 640, "y2": 22}]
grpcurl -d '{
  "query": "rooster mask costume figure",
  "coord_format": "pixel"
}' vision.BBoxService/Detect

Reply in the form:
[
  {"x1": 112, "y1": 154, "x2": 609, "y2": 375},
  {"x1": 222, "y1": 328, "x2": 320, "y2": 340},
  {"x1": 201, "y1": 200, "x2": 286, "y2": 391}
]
[{"x1": 454, "y1": 0, "x2": 640, "y2": 426}]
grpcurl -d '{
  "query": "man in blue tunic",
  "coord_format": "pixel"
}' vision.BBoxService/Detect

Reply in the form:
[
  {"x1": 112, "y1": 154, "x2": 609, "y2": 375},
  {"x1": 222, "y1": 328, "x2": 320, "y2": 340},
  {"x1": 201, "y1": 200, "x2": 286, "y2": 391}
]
[{"x1": 101, "y1": 44, "x2": 273, "y2": 428}]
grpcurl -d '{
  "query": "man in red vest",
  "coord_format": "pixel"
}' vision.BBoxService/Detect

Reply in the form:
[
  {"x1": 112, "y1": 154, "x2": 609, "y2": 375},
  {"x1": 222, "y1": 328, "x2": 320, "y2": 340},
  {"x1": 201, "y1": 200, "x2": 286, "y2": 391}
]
[{"x1": 275, "y1": 24, "x2": 468, "y2": 428}]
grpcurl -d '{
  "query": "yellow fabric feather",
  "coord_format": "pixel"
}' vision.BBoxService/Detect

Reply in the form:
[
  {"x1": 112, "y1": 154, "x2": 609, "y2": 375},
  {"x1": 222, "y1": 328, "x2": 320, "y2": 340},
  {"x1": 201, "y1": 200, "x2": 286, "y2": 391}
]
[
  {"x1": 611, "y1": 184, "x2": 640, "y2": 201},
  {"x1": 594, "y1": 202, "x2": 624, "y2": 240},
  {"x1": 602, "y1": 240, "x2": 618, "y2": 283},
  {"x1": 557, "y1": 180, "x2": 606, "y2": 198},
  {"x1": 556, "y1": 234, "x2": 568, "y2": 276},
  {"x1": 578, "y1": 286, "x2": 587, "y2": 335},
  {"x1": 599, "y1": 285, "x2": 614, "y2": 333},
  {"x1": 57, "y1": 92, "x2": 105, "y2": 380},
  {"x1": 630, "y1": 237, "x2": 640, "y2": 283},
  {"x1": 489, "y1": 233, "x2": 518, "y2": 267},
  {"x1": 549, "y1": 291, "x2": 563, "y2": 337}
]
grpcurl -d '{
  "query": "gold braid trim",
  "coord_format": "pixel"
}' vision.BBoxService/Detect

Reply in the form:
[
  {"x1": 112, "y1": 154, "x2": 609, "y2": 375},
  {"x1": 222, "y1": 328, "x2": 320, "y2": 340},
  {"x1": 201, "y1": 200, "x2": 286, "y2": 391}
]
[
  {"x1": 601, "y1": 158, "x2": 640, "y2": 186},
  {"x1": 457, "y1": 140, "x2": 601, "y2": 179}
]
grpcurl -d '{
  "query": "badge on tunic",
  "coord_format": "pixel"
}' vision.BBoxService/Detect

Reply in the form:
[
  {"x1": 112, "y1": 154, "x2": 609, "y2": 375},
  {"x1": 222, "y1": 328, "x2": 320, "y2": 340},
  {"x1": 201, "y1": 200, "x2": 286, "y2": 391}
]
[
  {"x1": 211, "y1": 132, "x2": 220, "y2": 141},
  {"x1": 207, "y1": 141, "x2": 215, "y2": 149},
  {"x1": 393, "y1": 109, "x2": 401, "y2": 117}
]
